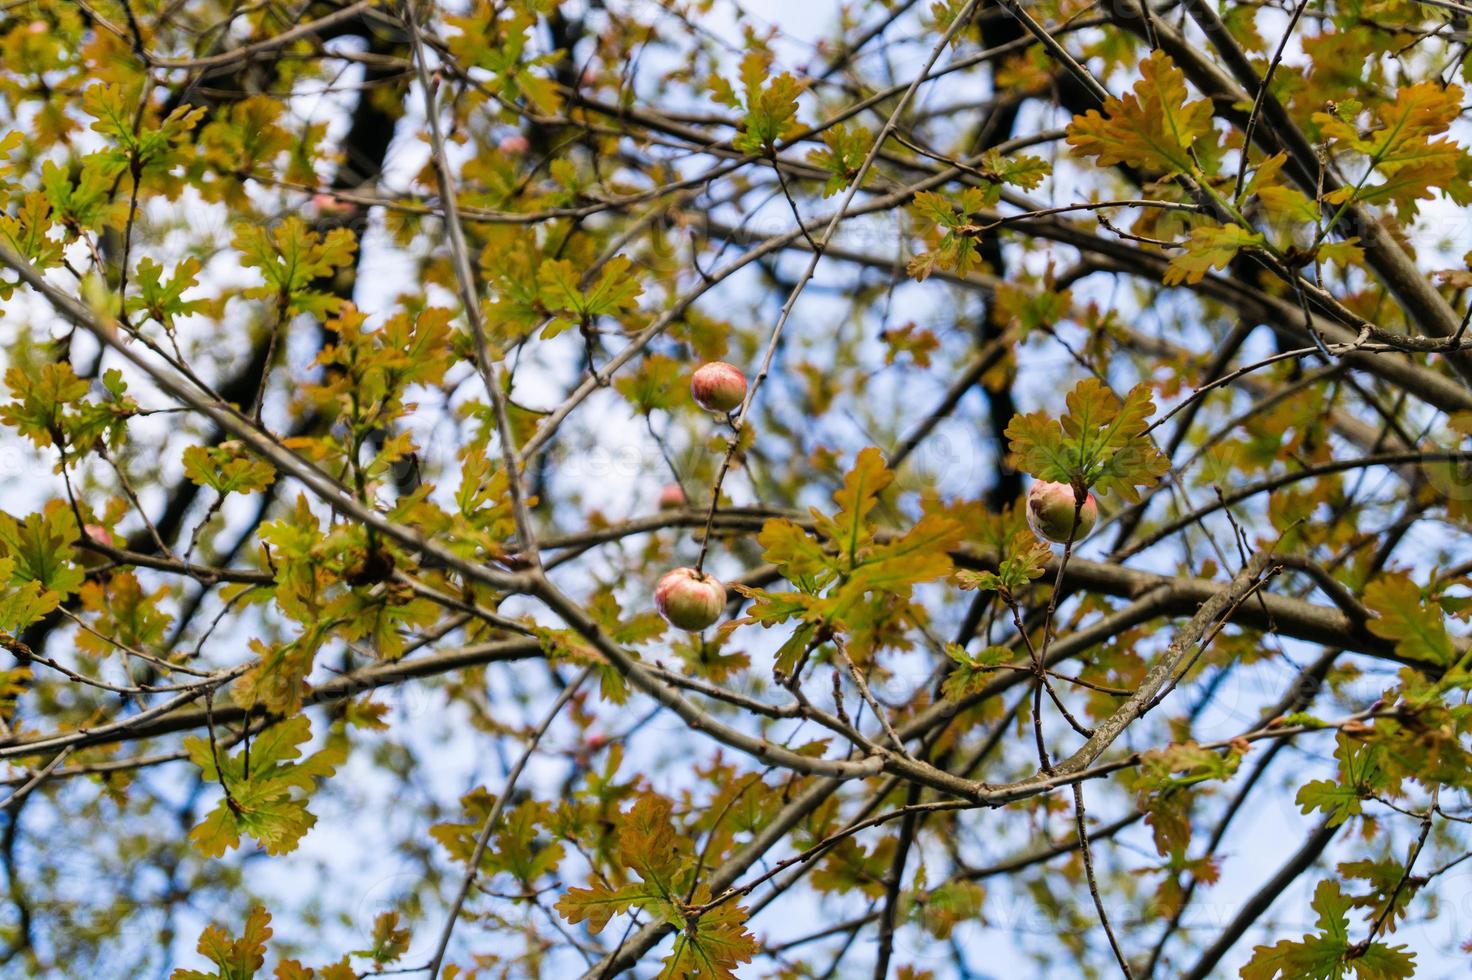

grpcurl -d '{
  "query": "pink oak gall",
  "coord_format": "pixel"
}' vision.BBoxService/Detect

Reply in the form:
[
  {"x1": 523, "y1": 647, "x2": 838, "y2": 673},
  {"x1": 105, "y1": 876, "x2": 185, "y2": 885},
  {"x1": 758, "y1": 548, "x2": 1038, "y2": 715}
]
[
  {"x1": 691, "y1": 362, "x2": 747, "y2": 413},
  {"x1": 1026, "y1": 480, "x2": 1098, "y2": 544},
  {"x1": 655, "y1": 567, "x2": 726, "y2": 631}
]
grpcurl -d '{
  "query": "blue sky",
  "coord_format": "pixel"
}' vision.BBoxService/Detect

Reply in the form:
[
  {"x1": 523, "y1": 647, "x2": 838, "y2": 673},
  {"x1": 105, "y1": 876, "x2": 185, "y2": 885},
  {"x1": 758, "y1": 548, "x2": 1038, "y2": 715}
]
[{"x1": 3, "y1": 1, "x2": 1472, "y2": 976}]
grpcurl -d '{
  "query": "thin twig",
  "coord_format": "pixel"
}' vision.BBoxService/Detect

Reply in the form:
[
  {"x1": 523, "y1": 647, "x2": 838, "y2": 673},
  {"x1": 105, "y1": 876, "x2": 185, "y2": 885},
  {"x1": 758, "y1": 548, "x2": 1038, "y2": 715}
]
[
  {"x1": 424, "y1": 666, "x2": 592, "y2": 979},
  {"x1": 402, "y1": 0, "x2": 541, "y2": 569},
  {"x1": 1072, "y1": 780, "x2": 1134, "y2": 978},
  {"x1": 692, "y1": 0, "x2": 986, "y2": 572}
]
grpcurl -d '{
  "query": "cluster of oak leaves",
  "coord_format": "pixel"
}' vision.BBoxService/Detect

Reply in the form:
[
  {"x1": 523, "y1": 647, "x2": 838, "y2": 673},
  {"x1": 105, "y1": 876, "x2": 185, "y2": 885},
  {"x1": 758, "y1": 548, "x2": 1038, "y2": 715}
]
[
  {"x1": 15, "y1": 332, "x2": 1427, "y2": 978},
  {"x1": 141, "y1": 367, "x2": 1168, "y2": 976},
  {"x1": 3, "y1": 18, "x2": 1472, "y2": 978}
]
